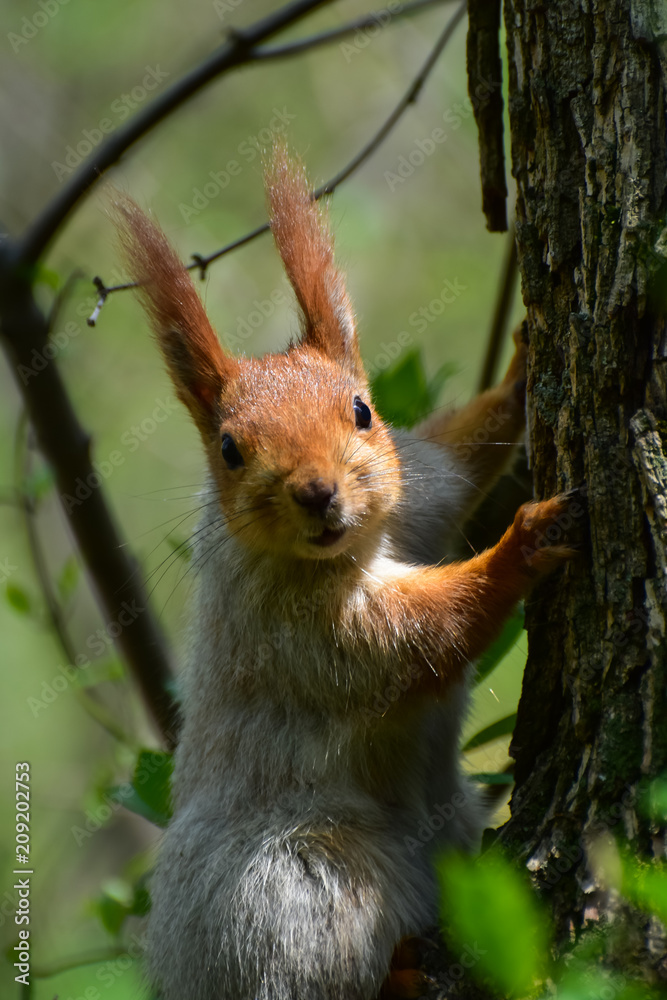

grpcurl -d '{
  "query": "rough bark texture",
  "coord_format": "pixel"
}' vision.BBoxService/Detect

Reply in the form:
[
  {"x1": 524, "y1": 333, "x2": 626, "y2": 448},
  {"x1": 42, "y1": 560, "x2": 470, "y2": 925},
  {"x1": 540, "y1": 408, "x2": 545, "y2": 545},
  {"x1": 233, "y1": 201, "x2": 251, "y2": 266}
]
[
  {"x1": 497, "y1": 0, "x2": 667, "y2": 980},
  {"x1": 466, "y1": 0, "x2": 508, "y2": 231}
]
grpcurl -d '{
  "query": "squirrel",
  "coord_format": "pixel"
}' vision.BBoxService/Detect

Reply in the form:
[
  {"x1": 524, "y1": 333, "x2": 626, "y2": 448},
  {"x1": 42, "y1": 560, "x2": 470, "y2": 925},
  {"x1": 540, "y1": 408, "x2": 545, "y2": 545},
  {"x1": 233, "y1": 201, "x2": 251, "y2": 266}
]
[{"x1": 115, "y1": 147, "x2": 574, "y2": 1000}]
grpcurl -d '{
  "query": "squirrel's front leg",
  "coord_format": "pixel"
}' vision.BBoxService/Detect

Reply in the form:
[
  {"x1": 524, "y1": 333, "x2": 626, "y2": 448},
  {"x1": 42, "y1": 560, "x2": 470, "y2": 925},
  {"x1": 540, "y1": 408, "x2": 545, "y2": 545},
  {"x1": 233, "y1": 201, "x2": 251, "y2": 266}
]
[
  {"x1": 414, "y1": 325, "x2": 527, "y2": 495},
  {"x1": 347, "y1": 493, "x2": 578, "y2": 699}
]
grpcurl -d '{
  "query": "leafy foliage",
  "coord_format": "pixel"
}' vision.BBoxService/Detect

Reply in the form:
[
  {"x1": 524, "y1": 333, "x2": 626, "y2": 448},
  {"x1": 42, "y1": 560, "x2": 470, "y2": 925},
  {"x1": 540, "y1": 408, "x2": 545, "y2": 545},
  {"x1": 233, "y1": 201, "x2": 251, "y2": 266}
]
[
  {"x1": 109, "y1": 749, "x2": 173, "y2": 828},
  {"x1": 622, "y1": 857, "x2": 667, "y2": 926},
  {"x1": 438, "y1": 850, "x2": 551, "y2": 994},
  {"x1": 473, "y1": 606, "x2": 524, "y2": 687},
  {"x1": 461, "y1": 713, "x2": 517, "y2": 753},
  {"x1": 5, "y1": 583, "x2": 31, "y2": 614},
  {"x1": 369, "y1": 349, "x2": 457, "y2": 428},
  {"x1": 95, "y1": 879, "x2": 151, "y2": 937}
]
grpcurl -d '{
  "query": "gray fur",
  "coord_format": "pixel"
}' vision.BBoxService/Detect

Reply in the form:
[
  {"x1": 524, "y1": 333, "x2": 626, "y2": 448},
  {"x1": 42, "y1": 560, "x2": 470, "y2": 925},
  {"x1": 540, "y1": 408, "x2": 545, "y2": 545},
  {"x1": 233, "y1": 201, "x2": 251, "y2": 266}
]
[{"x1": 146, "y1": 430, "x2": 486, "y2": 1000}]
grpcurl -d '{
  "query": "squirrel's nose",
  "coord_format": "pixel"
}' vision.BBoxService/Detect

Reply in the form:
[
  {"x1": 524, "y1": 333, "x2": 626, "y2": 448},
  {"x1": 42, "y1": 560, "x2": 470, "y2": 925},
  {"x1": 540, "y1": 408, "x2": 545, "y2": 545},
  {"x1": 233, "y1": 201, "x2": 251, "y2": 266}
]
[{"x1": 291, "y1": 479, "x2": 337, "y2": 514}]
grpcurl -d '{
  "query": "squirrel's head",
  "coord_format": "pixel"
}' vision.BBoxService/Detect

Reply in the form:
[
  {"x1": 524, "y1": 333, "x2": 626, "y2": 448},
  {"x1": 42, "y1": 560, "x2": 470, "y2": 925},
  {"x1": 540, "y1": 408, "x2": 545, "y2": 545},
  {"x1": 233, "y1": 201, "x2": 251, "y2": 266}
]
[{"x1": 116, "y1": 149, "x2": 400, "y2": 561}]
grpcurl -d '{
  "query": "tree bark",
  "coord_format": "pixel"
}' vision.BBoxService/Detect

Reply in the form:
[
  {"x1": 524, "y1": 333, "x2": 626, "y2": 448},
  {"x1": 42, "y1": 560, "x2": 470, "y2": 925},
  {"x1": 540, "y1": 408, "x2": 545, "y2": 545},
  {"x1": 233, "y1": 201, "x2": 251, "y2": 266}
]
[{"x1": 497, "y1": 0, "x2": 667, "y2": 979}]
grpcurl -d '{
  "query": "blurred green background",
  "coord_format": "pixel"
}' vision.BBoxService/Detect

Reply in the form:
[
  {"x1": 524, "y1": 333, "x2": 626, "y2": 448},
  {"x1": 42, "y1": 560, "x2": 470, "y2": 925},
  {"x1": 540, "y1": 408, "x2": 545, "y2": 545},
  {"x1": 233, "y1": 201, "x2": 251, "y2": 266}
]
[{"x1": 0, "y1": 1, "x2": 527, "y2": 997}]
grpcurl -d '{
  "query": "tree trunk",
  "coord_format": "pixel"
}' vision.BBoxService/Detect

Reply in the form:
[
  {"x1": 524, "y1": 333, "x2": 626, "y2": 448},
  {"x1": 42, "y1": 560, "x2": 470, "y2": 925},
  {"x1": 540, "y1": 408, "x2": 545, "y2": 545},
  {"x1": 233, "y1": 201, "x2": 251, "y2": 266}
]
[{"x1": 498, "y1": 0, "x2": 667, "y2": 979}]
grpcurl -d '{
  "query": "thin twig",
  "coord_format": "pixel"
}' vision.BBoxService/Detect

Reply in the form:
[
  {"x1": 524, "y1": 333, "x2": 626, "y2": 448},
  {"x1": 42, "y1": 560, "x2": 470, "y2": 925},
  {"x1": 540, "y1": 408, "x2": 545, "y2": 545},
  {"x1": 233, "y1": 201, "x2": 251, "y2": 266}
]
[
  {"x1": 0, "y1": 278, "x2": 179, "y2": 746},
  {"x1": 2, "y1": 3, "x2": 346, "y2": 748},
  {"x1": 1, "y1": 0, "x2": 467, "y2": 752},
  {"x1": 17, "y1": 0, "x2": 334, "y2": 266},
  {"x1": 14, "y1": 412, "x2": 133, "y2": 746},
  {"x1": 188, "y1": 0, "x2": 467, "y2": 272},
  {"x1": 88, "y1": 0, "x2": 467, "y2": 322},
  {"x1": 477, "y1": 220, "x2": 518, "y2": 392},
  {"x1": 253, "y1": 0, "x2": 454, "y2": 60}
]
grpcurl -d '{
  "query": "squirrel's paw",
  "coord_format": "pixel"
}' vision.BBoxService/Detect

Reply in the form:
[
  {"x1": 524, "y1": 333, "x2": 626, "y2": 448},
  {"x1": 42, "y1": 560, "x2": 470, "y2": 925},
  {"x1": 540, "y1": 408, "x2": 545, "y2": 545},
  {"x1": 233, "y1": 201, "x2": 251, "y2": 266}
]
[
  {"x1": 380, "y1": 967, "x2": 432, "y2": 999},
  {"x1": 380, "y1": 937, "x2": 433, "y2": 999},
  {"x1": 511, "y1": 490, "x2": 584, "y2": 575}
]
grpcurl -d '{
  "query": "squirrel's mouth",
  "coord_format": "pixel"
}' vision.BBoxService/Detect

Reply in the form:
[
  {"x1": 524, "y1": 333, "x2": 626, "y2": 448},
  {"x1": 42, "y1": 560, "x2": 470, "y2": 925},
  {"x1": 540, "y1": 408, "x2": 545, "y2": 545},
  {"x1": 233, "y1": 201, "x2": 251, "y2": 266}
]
[{"x1": 310, "y1": 526, "x2": 347, "y2": 547}]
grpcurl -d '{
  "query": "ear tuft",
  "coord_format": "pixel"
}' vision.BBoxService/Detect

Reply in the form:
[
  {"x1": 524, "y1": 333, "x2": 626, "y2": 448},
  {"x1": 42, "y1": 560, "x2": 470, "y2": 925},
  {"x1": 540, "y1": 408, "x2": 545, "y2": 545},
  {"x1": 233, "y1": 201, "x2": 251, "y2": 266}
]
[
  {"x1": 265, "y1": 146, "x2": 362, "y2": 374},
  {"x1": 113, "y1": 194, "x2": 238, "y2": 436}
]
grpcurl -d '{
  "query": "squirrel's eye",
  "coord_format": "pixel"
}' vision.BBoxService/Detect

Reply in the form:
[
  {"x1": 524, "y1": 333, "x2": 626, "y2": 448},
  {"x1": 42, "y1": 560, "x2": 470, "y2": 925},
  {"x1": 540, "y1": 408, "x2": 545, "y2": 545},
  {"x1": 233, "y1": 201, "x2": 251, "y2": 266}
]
[
  {"x1": 221, "y1": 434, "x2": 244, "y2": 470},
  {"x1": 353, "y1": 396, "x2": 372, "y2": 430}
]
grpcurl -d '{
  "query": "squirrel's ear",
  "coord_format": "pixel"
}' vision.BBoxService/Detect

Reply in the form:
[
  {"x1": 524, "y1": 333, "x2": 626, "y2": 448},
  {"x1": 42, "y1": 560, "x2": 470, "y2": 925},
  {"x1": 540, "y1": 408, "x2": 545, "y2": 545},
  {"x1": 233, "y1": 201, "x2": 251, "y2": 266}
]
[
  {"x1": 114, "y1": 196, "x2": 238, "y2": 437},
  {"x1": 266, "y1": 148, "x2": 364, "y2": 376}
]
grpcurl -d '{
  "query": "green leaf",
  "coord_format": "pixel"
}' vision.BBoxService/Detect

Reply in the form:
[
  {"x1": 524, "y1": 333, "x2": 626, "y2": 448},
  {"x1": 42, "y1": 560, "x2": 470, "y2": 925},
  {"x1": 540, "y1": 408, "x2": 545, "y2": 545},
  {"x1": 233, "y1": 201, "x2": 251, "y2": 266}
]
[
  {"x1": 622, "y1": 857, "x2": 667, "y2": 924},
  {"x1": 554, "y1": 936, "x2": 662, "y2": 1000},
  {"x1": 474, "y1": 606, "x2": 525, "y2": 686},
  {"x1": 33, "y1": 263, "x2": 61, "y2": 291},
  {"x1": 6, "y1": 584, "x2": 31, "y2": 615},
  {"x1": 462, "y1": 713, "x2": 517, "y2": 753},
  {"x1": 109, "y1": 749, "x2": 173, "y2": 827},
  {"x1": 24, "y1": 464, "x2": 55, "y2": 502},
  {"x1": 639, "y1": 774, "x2": 667, "y2": 823},
  {"x1": 438, "y1": 850, "x2": 550, "y2": 994},
  {"x1": 96, "y1": 893, "x2": 129, "y2": 936},
  {"x1": 57, "y1": 555, "x2": 80, "y2": 604},
  {"x1": 108, "y1": 784, "x2": 168, "y2": 827},
  {"x1": 130, "y1": 884, "x2": 151, "y2": 917},
  {"x1": 469, "y1": 771, "x2": 514, "y2": 786},
  {"x1": 94, "y1": 878, "x2": 151, "y2": 936},
  {"x1": 370, "y1": 350, "x2": 457, "y2": 429},
  {"x1": 132, "y1": 749, "x2": 173, "y2": 819},
  {"x1": 102, "y1": 877, "x2": 133, "y2": 907}
]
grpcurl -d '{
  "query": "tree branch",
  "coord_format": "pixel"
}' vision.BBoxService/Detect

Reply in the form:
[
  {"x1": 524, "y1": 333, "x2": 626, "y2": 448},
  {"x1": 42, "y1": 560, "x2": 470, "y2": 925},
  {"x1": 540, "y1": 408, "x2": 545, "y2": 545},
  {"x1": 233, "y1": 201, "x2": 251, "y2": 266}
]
[
  {"x1": 466, "y1": 0, "x2": 507, "y2": 231},
  {"x1": 16, "y1": 0, "x2": 334, "y2": 266},
  {"x1": 0, "y1": 273, "x2": 179, "y2": 747},
  {"x1": 14, "y1": 413, "x2": 134, "y2": 747},
  {"x1": 0, "y1": 0, "x2": 355, "y2": 752},
  {"x1": 252, "y1": 0, "x2": 455, "y2": 60},
  {"x1": 0, "y1": 0, "x2": 466, "y2": 750},
  {"x1": 88, "y1": 0, "x2": 467, "y2": 321},
  {"x1": 477, "y1": 220, "x2": 518, "y2": 392},
  {"x1": 189, "y1": 0, "x2": 468, "y2": 271}
]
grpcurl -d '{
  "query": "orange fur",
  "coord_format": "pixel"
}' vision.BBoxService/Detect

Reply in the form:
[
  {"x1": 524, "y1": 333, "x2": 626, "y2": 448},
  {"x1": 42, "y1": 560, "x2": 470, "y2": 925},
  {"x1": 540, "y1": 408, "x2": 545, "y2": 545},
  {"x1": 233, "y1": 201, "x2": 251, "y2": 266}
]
[
  {"x1": 115, "y1": 151, "x2": 576, "y2": 1000},
  {"x1": 415, "y1": 326, "x2": 527, "y2": 493},
  {"x1": 340, "y1": 494, "x2": 576, "y2": 700},
  {"x1": 114, "y1": 195, "x2": 239, "y2": 438},
  {"x1": 265, "y1": 145, "x2": 362, "y2": 374}
]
